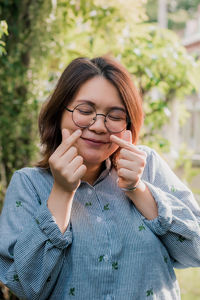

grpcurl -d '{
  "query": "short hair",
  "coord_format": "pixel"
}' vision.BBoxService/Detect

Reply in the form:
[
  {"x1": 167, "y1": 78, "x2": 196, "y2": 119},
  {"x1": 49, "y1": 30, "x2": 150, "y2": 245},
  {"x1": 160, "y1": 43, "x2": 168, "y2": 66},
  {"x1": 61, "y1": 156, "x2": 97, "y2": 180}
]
[{"x1": 37, "y1": 56, "x2": 143, "y2": 168}]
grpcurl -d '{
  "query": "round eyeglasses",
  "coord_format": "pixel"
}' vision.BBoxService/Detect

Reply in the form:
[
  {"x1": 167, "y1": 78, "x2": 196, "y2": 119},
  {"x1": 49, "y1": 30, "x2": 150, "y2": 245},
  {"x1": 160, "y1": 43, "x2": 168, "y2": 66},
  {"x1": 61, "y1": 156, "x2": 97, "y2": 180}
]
[{"x1": 65, "y1": 103, "x2": 130, "y2": 133}]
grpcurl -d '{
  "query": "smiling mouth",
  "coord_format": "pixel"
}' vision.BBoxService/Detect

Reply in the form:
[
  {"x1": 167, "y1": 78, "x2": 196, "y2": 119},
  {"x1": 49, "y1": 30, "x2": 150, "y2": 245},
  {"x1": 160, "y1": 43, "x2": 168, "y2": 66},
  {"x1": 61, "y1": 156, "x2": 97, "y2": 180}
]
[{"x1": 81, "y1": 137, "x2": 109, "y2": 144}]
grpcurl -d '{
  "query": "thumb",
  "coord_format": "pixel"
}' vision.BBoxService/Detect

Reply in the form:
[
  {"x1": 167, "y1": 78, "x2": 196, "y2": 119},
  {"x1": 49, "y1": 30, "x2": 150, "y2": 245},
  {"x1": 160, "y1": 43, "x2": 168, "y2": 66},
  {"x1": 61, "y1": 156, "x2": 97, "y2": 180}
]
[
  {"x1": 121, "y1": 130, "x2": 132, "y2": 144},
  {"x1": 61, "y1": 128, "x2": 70, "y2": 141}
]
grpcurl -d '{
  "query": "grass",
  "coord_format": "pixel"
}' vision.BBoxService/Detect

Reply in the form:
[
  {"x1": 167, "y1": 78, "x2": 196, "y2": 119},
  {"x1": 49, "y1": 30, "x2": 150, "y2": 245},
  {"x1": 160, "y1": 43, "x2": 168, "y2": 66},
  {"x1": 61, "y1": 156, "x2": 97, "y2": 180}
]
[{"x1": 176, "y1": 268, "x2": 200, "y2": 300}]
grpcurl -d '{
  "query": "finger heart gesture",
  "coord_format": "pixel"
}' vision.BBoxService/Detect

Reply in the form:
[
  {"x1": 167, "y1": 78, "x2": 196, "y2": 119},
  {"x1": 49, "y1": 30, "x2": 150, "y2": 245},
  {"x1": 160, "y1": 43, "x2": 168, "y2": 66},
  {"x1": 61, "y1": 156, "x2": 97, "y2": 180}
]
[
  {"x1": 48, "y1": 128, "x2": 87, "y2": 193},
  {"x1": 110, "y1": 130, "x2": 147, "y2": 191}
]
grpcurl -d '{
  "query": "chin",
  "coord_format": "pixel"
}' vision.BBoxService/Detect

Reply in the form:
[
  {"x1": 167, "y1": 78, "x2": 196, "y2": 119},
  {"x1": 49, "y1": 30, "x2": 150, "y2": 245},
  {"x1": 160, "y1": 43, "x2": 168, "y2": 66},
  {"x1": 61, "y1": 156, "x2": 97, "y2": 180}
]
[
  {"x1": 83, "y1": 156, "x2": 104, "y2": 166},
  {"x1": 80, "y1": 152, "x2": 106, "y2": 166}
]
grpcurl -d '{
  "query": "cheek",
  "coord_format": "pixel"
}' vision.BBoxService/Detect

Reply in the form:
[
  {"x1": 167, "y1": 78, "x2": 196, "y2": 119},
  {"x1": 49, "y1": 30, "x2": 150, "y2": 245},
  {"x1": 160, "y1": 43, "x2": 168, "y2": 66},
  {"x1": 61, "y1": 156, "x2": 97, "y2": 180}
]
[
  {"x1": 60, "y1": 111, "x2": 74, "y2": 130},
  {"x1": 111, "y1": 131, "x2": 124, "y2": 139}
]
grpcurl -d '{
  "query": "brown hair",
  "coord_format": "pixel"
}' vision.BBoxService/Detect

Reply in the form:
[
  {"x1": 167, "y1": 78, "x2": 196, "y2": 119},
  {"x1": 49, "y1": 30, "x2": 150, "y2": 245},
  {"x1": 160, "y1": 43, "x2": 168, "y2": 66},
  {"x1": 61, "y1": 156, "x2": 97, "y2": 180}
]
[{"x1": 37, "y1": 56, "x2": 143, "y2": 168}]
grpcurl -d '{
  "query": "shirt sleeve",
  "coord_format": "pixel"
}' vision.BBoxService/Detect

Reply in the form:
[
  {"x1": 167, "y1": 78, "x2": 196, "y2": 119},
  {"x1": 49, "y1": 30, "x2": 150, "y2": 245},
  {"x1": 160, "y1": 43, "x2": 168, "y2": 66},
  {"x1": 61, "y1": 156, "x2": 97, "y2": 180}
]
[
  {"x1": 0, "y1": 170, "x2": 72, "y2": 300},
  {"x1": 142, "y1": 149, "x2": 200, "y2": 269}
]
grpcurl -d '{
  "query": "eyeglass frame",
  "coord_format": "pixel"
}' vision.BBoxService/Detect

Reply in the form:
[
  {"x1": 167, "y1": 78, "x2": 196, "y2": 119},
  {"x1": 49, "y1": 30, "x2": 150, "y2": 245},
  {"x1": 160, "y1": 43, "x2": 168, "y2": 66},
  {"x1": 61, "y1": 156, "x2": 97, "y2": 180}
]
[{"x1": 65, "y1": 103, "x2": 131, "y2": 133}]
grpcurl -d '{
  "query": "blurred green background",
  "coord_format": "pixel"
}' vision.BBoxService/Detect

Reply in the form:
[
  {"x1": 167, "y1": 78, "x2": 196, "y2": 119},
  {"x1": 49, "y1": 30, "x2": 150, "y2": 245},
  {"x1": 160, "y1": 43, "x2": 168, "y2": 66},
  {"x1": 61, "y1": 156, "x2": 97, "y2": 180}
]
[{"x1": 0, "y1": 0, "x2": 200, "y2": 299}]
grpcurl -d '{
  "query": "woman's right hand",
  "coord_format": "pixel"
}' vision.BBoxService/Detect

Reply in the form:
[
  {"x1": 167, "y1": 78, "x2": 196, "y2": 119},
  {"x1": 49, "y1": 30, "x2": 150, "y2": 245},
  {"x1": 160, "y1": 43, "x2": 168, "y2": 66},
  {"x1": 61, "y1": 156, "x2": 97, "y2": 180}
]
[{"x1": 49, "y1": 128, "x2": 87, "y2": 193}]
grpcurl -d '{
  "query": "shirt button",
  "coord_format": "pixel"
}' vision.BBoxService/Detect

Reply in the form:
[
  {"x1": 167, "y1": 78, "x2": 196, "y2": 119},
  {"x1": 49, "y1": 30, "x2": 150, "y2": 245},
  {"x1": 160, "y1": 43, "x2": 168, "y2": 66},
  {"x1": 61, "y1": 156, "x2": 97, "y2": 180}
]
[
  {"x1": 52, "y1": 216, "x2": 56, "y2": 222},
  {"x1": 96, "y1": 216, "x2": 103, "y2": 223},
  {"x1": 103, "y1": 254, "x2": 109, "y2": 262},
  {"x1": 105, "y1": 295, "x2": 112, "y2": 300}
]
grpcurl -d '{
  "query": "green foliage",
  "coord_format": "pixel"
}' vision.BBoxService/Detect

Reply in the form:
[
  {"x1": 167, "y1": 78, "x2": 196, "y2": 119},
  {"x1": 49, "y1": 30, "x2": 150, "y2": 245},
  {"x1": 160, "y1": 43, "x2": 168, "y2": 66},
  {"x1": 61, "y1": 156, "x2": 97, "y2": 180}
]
[
  {"x1": 0, "y1": 1, "x2": 52, "y2": 192},
  {"x1": 146, "y1": 0, "x2": 200, "y2": 30},
  {"x1": 145, "y1": 0, "x2": 157, "y2": 23},
  {"x1": 115, "y1": 24, "x2": 200, "y2": 148},
  {"x1": 0, "y1": 1, "x2": 56, "y2": 214},
  {"x1": 0, "y1": 19, "x2": 8, "y2": 208},
  {"x1": 0, "y1": 20, "x2": 8, "y2": 55},
  {"x1": 169, "y1": 0, "x2": 200, "y2": 15}
]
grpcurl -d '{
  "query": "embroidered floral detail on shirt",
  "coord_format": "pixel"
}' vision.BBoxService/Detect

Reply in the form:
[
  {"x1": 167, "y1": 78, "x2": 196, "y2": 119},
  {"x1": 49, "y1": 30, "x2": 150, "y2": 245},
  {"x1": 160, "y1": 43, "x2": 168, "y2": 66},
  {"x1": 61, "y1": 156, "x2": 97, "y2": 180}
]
[
  {"x1": 69, "y1": 287, "x2": 75, "y2": 296},
  {"x1": 171, "y1": 185, "x2": 177, "y2": 192},
  {"x1": 13, "y1": 274, "x2": 19, "y2": 282},
  {"x1": 99, "y1": 255, "x2": 104, "y2": 262},
  {"x1": 85, "y1": 202, "x2": 92, "y2": 207},
  {"x1": 112, "y1": 262, "x2": 118, "y2": 270},
  {"x1": 139, "y1": 224, "x2": 146, "y2": 231},
  {"x1": 35, "y1": 218, "x2": 40, "y2": 225},
  {"x1": 146, "y1": 288, "x2": 153, "y2": 296},
  {"x1": 103, "y1": 204, "x2": 109, "y2": 211},
  {"x1": 178, "y1": 235, "x2": 186, "y2": 242},
  {"x1": 164, "y1": 256, "x2": 168, "y2": 263},
  {"x1": 16, "y1": 201, "x2": 22, "y2": 207}
]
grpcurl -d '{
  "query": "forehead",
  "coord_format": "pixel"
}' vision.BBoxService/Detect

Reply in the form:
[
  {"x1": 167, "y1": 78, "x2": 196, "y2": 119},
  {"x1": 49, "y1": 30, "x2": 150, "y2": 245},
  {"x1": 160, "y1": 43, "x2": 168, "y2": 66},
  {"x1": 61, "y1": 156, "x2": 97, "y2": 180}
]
[{"x1": 72, "y1": 76, "x2": 125, "y2": 108}]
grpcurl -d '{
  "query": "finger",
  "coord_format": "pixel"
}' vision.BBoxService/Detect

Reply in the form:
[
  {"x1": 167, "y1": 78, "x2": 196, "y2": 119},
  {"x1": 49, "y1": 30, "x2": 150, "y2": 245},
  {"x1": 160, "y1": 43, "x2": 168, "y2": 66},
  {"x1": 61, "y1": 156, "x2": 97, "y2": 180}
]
[
  {"x1": 72, "y1": 164, "x2": 87, "y2": 182},
  {"x1": 118, "y1": 168, "x2": 139, "y2": 183},
  {"x1": 118, "y1": 148, "x2": 145, "y2": 163},
  {"x1": 117, "y1": 158, "x2": 139, "y2": 171},
  {"x1": 62, "y1": 128, "x2": 70, "y2": 141},
  {"x1": 54, "y1": 129, "x2": 82, "y2": 157},
  {"x1": 118, "y1": 167, "x2": 137, "y2": 178},
  {"x1": 68, "y1": 155, "x2": 84, "y2": 171},
  {"x1": 110, "y1": 133, "x2": 141, "y2": 154},
  {"x1": 59, "y1": 146, "x2": 78, "y2": 165},
  {"x1": 121, "y1": 130, "x2": 132, "y2": 143}
]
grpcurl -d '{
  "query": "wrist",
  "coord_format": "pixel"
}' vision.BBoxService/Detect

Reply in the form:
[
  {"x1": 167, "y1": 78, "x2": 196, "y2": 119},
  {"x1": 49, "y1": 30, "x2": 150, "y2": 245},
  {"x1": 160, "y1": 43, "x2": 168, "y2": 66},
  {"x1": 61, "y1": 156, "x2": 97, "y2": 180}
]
[
  {"x1": 53, "y1": 182, "x2": 76, "y2": 197},
  {"x1": 48, "y1": 183, "x2": 75, "y2": 234},
  {"x1": 121, "y1": 180, "x2": 143, "y2": 192}
]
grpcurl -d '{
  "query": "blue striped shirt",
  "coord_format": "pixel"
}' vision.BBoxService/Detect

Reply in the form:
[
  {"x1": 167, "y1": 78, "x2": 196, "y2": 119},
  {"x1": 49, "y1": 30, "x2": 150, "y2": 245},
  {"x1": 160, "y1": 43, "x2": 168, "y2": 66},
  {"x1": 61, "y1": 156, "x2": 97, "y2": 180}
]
[{"x1": 0, "y1": 145, "x2": 200, "y2": 300}]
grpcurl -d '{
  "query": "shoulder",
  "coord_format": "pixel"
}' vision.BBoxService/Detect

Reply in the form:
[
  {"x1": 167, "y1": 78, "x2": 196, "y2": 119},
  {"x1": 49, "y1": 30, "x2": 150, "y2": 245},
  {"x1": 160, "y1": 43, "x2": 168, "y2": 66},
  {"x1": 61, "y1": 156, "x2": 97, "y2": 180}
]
[
  {"x1": 135, "y1": 145, "x2": 169, "y2": 182},
  {"x1": 136, "y1": 145, "x2": 157, "y2": 159},
  {"x1": 11, "y1": 167, "x2": 53, "y2": 195},
  {"x1": 16, "y1": 166, "x2": 51, "y2": 179},
  {"x1": 136, "y1": 144, "x2": 170, "y2": 168},
  {"x1": 15, "y1": 166, "x2": 52, "y2": 181}
]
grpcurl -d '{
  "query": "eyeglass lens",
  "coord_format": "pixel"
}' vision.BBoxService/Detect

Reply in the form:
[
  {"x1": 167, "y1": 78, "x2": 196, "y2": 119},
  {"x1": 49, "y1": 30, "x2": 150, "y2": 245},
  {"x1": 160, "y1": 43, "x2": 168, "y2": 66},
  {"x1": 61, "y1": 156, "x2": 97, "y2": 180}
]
[{"x1": 72, "y1": 103, "x2": 127, "y2": 133}]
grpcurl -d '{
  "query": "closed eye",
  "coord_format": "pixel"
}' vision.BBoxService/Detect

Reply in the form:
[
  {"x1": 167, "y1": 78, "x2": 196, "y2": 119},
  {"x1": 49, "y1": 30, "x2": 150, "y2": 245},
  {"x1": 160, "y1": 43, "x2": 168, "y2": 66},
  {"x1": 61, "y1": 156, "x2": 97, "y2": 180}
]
[
  {"x1": 77, "y1": 109, "x2": 94, "y2": 115},
  {"x1": 108, "y1": 113, "x2": 126, "y2": 121},
  {"x1": 108, "y1": 116, "x2": 123, "y2": 121}
]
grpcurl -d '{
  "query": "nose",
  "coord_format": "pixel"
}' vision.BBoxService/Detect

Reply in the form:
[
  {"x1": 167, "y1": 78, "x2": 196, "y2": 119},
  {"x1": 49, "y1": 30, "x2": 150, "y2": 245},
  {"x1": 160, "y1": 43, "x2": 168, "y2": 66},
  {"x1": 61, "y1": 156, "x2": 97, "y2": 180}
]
[{"x1": 88, "y1": 114, "x2": 108, "y2": 133}]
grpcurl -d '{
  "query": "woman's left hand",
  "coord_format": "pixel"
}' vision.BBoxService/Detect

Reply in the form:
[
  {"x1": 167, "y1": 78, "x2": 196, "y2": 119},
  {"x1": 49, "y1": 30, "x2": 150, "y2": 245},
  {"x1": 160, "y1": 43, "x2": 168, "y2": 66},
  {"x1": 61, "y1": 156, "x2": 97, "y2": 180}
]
[{"x1": 110, "y1": 130, "x2": 147, "y2": 190}]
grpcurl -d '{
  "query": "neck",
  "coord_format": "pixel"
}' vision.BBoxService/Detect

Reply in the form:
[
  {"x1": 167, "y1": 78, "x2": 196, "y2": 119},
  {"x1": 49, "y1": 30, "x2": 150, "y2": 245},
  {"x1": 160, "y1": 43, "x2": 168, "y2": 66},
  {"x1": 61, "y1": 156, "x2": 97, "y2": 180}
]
[{"x1": 82, "y1": 162, "x2": 105, "y2": 185}]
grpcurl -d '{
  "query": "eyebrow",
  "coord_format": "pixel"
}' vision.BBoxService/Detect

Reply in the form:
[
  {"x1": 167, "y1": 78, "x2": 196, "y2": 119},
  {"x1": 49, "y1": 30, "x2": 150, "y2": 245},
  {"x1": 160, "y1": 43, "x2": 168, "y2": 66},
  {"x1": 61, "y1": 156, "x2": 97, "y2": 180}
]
[{"x1": 75, "y1": 99, "x2": 127, "y2": 112}]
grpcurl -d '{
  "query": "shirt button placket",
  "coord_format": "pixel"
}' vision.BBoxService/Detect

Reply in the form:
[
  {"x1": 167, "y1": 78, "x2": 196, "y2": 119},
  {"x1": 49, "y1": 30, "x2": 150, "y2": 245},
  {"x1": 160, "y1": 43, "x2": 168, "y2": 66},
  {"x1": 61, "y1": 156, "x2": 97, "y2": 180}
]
[
  {"x1": 103, "y1": 254, "x2": 109, "y2": 262},
  {"x1": 96, "y1": 216, "x2": 103, "y2": 223},
  {"x1": 87, "y1": 189, "x2": 93, "y2": 195}
]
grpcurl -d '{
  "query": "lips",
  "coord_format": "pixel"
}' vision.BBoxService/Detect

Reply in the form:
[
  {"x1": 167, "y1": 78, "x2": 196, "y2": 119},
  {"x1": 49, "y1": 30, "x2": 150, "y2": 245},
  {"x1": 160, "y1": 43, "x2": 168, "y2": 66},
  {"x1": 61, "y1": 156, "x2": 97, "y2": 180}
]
[{"x1": 81, "y1": 137, "x2": 109, "y2": 144}]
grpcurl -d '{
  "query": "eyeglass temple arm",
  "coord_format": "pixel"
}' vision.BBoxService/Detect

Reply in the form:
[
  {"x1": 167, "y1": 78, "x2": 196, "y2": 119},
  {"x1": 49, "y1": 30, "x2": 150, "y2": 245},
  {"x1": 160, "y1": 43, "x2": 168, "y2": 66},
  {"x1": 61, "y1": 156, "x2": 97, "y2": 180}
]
[{"x1": 65, "y1": 107, "x2": 73, "y2": 112}]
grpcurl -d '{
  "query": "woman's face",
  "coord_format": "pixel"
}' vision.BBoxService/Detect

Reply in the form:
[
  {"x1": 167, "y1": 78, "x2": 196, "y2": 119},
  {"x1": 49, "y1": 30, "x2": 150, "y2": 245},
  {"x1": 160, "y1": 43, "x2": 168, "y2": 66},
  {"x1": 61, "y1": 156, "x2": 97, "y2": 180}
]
[{"x1": 60, "y1": 76, "x2": 127, "y2": 168}]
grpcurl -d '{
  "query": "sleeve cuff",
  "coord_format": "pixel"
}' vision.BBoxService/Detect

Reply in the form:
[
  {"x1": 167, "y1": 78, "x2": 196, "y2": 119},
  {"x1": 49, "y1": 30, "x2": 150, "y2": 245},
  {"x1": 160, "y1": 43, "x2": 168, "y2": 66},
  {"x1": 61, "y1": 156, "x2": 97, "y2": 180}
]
[
  {"x1": 142, "y1": 181, "x2": 173, "y2": 235},
  {"x1": 34, "y1": 203, "x2": 72, "y2": 249}
]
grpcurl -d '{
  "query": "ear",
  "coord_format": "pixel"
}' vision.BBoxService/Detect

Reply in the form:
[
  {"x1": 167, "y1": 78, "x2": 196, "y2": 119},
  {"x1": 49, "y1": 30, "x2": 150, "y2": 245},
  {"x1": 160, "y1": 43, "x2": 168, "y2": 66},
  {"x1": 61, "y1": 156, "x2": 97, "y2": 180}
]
[
  {"x1": 121, "y1": 130, "x2": 132, "y2": 143},
  {"x1": 61, "y1": 128, "x2": 70, "y2": 141}
]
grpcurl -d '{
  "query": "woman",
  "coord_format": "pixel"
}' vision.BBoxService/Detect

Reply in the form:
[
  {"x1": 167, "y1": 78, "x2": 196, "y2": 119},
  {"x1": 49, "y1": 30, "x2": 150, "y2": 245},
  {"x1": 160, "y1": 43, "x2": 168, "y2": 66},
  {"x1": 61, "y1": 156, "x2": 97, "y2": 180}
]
[{"x1": 0, "y1": 56, "x2": 200, "y2": 300}]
